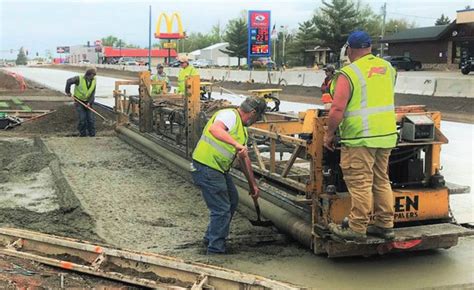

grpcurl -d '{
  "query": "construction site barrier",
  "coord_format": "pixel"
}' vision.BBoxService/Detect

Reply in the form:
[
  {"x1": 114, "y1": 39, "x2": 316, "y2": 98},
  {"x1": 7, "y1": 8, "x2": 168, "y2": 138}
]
[
  {"x1": 395, "y1": 76, "x2": 436, "y2": 96},
  {"x1": 229, "y1": 70, "x2": 251, "y2": 82},
  {"x1": 282, "y1": 71, "x2": 305, "y2": 86},
  {"x1": 434, "y1": 78, "x2": 474, "y2": 98},
  {"x1": 302, "y1": 71, "x2": 325, "y2": 87}
]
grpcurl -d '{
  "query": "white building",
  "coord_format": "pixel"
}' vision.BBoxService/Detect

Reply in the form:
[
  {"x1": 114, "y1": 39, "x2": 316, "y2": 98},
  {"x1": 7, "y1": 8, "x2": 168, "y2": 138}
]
[{"x1": 194, "y1": 43, "x2": 246, "y2": 67}]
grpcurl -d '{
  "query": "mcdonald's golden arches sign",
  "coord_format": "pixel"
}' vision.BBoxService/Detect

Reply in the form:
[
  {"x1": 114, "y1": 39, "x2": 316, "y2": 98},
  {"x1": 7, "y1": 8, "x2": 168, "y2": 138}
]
[{"x1": 155, "y1": 12, "x2": 185, "y2": 39}]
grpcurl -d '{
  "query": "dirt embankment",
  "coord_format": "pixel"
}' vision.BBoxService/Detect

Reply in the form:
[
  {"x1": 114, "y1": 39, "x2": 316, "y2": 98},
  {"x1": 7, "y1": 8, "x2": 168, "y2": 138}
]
[
  {"x1": 0, "y1": 70, "x2": 63, "y2": 97},
  {"x1": 13, "y1": 104, "x2": 115, "y2": 136},
  {"x1": 47, "y1": 65, "x2": 474, "y2": 123}
]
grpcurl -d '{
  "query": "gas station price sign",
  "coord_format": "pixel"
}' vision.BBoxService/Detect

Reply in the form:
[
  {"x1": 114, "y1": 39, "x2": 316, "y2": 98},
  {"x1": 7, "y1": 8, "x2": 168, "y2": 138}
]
[{"x1": 248, "y1": 11, "x2": 271, "y2": 57}]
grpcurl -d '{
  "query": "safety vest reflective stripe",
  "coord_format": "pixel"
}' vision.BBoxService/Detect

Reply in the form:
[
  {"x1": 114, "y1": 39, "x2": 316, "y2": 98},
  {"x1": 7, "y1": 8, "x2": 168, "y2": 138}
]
[
  {"x1": 199, "y1": 135, "x2": 234, "y2": 159},
  {"x1": 345, "y1": 63, "x2": 395, "y2": 137}
]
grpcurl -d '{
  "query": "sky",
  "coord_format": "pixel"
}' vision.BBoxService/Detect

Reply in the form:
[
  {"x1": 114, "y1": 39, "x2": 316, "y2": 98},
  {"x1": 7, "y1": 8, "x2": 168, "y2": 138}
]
[{"x1": 0, "y1": 0, "x2": 472, "y2": 59}]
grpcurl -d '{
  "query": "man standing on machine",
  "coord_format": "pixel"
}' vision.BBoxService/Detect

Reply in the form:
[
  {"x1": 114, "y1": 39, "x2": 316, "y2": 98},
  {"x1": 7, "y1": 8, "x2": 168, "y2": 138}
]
[{"x1": 324, "y1": 30, "x2": 398, "y2": 241}]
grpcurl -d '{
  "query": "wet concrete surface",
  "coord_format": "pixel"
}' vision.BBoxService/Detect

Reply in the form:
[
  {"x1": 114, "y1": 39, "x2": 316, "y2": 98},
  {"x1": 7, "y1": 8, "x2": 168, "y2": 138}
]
[{"x1": 0, "y1": 135, "x2": 472, "y2": 288}]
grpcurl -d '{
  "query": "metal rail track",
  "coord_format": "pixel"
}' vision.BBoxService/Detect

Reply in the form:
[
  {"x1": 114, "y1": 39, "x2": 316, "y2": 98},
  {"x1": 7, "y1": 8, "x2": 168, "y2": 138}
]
[{"x1": 0, "y1": 228, "x2": 302, "y2": 289}]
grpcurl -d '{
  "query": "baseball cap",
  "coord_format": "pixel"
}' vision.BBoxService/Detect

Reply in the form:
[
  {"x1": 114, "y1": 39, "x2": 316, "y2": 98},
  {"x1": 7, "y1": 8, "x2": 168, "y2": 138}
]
[
  {"x1": 347, "y1": 30, "x2": 372, "y2": 48},
  {"x1": 323, "y1": 65, "x2": 335, "y2": 73},
  {"x1": 157, "y1": 64, "x2": 164, "y2": 69},
  {"x1": 241, "y1": 97, "x2": 267, "y2": 115}
]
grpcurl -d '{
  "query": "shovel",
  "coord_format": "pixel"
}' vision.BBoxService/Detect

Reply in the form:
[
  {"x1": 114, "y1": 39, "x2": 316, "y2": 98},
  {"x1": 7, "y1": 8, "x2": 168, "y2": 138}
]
[
  {"x1": 249, "y1": 197, "x2": 274, "y2": 227},
  {"x1": 73, "y1": 97, "x2": 114, "y2": 126}
]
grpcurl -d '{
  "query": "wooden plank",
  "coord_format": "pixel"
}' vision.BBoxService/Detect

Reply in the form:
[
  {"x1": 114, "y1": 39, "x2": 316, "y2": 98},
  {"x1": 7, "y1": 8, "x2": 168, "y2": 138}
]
[
  {"x1": 252, "y1": 141, "x2": 266, "y2": 170},
  {"x1": 270, "y1": 139, "x2": 276, "y2": 173},
  {"x1": 0, "y1": 228, "x2": 301, "y2": 289},
  {"x1": 282, "y1": 145, "x2": 303, "y2": 178},
  {"x1": 248, "y1": 127, "x2": 308, "y2": 146}
]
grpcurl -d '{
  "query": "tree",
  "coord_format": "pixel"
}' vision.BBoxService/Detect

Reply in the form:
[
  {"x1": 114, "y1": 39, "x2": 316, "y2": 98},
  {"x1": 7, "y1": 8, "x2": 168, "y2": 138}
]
[
  {"x1": 287, "y1": 20, "x2": 319, "y2": 66},
  {"x1": 313, "y1": 0, "x2": 363, "y2": 55},
  {"x1": 15, "y1": 47, "x2": 27, "y2": 65},
  {"x1": 221, "y1": 17, "x2": 248, "y2": 67},
  {"x1": 384, "y1": 19, "x2": 417, "y2": 34},
  {"x1": 435, "y1": 14, "x2": 451, "y2": 25},
  {"x1": 101, "y1": 35, "x2": 119, "y2": 46}
]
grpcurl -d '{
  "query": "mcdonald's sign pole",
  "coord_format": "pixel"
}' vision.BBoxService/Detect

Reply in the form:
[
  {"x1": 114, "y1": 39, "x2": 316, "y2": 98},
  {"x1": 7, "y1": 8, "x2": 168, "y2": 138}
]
[{"x1": 155, "y1": 12, "x2": 185, "y2": 64}]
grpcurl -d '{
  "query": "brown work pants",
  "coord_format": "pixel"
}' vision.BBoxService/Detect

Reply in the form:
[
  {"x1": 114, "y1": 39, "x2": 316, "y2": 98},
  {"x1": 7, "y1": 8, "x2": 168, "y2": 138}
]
[{"x1": 340, "y1": 146, "x2": 394, "y2": 234}]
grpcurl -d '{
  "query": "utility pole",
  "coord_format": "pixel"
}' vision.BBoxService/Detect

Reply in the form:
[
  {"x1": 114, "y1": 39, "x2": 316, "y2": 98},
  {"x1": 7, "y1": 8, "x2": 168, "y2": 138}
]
[
  {"x1": 148, "y1": 5, "x2": 152, "y2": 72},
  {"x1": 380, "y1": 2, "x2": 387, "y2": 57}
]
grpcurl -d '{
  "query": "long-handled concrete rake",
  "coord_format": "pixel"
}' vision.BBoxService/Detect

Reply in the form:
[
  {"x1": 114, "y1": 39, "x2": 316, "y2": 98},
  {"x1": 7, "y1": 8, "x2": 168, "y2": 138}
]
[{"x1": 73, "y1": 97, "x2": 114, "y2": 126}]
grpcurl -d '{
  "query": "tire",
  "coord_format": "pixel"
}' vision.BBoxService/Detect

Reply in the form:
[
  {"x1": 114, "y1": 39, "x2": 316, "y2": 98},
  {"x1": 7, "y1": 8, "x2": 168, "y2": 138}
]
[
  {"x1": 415, "y1": 64, "x2": 421, "y2": 71},
  {"x1": 461, "y1": 67, "x2": 470, "y2": 75}
]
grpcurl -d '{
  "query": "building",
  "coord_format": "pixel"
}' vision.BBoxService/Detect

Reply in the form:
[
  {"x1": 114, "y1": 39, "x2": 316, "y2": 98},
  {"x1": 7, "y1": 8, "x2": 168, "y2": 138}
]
[
  {"x1": 192, "y1": 43, "x2": 246, "y2": 66},
  {"x1": 381, "y1": 8, "x2": 474, "y2": 70},
  {"x1": 68, "y1": 45, "x2": 177, "y2": 66}
]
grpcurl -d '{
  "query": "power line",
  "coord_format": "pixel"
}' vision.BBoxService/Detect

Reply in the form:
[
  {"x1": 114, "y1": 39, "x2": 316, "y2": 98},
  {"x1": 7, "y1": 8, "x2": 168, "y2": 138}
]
[{"x1": 388, "y1": 11, "x2": 438, "y2": 20}]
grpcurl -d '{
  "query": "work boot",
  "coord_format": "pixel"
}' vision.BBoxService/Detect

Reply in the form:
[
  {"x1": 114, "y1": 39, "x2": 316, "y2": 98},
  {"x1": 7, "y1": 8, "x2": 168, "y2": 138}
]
[
  {"x1": 367, "y1": 225, "x2": 395, "y2": 240},
  {"x1": 328, "y1": 223, "x2": 367, "y2": 241}
]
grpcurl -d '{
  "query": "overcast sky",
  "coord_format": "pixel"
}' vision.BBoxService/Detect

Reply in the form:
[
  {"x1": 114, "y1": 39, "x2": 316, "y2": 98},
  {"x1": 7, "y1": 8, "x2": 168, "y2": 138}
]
[{"x1": 0, "y1": 0, "x2": 471, "y2": 59}]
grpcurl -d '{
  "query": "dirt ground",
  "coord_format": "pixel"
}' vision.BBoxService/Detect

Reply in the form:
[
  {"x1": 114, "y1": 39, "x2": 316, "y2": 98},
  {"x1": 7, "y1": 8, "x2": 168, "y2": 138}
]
[
  {"x1": 47, "y1": 65, "x2": 474, "y2": 123},
  {"x1": 0, "y1": 70, "x2": 63, "y2": 97}
]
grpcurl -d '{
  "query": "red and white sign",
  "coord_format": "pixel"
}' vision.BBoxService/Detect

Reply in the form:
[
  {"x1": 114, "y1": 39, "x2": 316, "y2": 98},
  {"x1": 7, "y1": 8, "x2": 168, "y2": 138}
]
[{"x1": 250, "y1": 11, "x2": 270, "y2": 28}]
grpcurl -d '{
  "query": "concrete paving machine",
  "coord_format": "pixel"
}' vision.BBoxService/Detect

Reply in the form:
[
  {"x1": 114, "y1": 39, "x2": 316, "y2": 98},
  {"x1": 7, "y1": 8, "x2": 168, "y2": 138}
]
[{"x1": 113, "y1": 71, "x2": 473, "y2": 258}]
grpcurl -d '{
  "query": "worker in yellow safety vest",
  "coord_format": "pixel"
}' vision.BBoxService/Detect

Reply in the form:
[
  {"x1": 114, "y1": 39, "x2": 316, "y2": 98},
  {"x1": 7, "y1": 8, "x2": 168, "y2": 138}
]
[
  {"x1": 65, "y1": 67, "x2": 97, "y2": 137},
  {"x1": 324, "y1": 30, "x2": 398, "y2": 241},
  {"x1": 191, "y1": 97, "x2": 267, "y2": 254},
  {"x1": 176, "y1": 55, "x2": 199, "y2": 94},
  {"x1": 151, "y1": 64, "x2": 169, "y2": 95}
]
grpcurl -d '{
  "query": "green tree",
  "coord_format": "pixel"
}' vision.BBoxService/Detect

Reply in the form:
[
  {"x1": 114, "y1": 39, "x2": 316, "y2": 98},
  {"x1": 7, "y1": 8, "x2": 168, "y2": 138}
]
[
  {"x1": 313, "y1": 0, "x2": 363, "y2": 55},
  {"x1": 221, "y1": 17, "x2": 248, "y2": 67},
  {"x1": 101, "y1": 35, "x2": 119, "y2": 46},
  {"x1": 435, "y1": 14, "x2": 451, "y2": 25},
  {"x1": 15, "y1": 47, "x2": 27, "y2": 65},
  {"x1": 287, "y1": 21, "x2": 319, "y2": 66},
  {"x1": 384, "y1": 19, "x2": 417, "y2": 35}
]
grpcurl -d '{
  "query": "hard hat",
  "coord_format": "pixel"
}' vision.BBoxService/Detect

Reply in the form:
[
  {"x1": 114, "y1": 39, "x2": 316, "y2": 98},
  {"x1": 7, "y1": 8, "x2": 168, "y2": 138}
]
[{"x1": 177, "y1": 55, "x2": 189, "y2": 63}]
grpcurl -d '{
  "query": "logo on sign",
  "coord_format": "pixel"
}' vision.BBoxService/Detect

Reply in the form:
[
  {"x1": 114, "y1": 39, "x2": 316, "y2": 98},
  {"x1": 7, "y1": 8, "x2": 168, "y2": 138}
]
[{"x1": 255, "y1": 14, "x2": 266, "y2": 22}]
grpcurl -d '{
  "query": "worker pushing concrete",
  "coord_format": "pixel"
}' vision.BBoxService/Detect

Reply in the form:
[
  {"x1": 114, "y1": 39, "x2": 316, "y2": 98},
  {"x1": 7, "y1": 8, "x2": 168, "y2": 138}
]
[
  {"x1": 65, "y1": 67, "x2": 97, "y2": 137},
  {"x1": 191, "y1": 97, "x2": 267, "y2": 254},
  {"x1": 177, "y1": 55, "x2": 199, "y2": 94},
  {"x1": 324, "y1": 30, "x2": 398, "y2": 241}
]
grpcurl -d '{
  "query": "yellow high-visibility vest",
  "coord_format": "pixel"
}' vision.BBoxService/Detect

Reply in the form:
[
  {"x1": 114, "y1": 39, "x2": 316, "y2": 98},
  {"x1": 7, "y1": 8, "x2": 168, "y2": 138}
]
[
  {"x1": 192, "y1": 109, "x2": 247, "y2": 172},
  {"x1": 330, "y1": 54, "x2": 397, "y2": 148}
]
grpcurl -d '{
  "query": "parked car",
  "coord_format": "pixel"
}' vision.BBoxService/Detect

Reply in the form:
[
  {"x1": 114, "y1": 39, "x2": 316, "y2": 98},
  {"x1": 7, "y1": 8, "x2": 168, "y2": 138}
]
[
  {"x1": 118, "y1": 57, "x2": 138, "y2": 66},
  {"x1": 168, "y1": 59, "x2": 181, "y2": 67},
  {"x1": 78, "y1": 59, "x2": 90, "y2": 65},
  {"x1": 252, "y1": 57, "x2": 275, "y2": 69},
  {"x1": 192, "y1": 59, "x2": 213, "y2": 68},
  {"x1": 383, "y1": 56, "x2": 422, "y2": 71}
]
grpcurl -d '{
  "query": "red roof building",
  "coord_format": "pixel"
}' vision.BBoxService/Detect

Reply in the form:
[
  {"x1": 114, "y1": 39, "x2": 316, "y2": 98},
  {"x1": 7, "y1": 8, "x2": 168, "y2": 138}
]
[{"x1": 103, "y1": 46, "x2": 177, "y2": 58}]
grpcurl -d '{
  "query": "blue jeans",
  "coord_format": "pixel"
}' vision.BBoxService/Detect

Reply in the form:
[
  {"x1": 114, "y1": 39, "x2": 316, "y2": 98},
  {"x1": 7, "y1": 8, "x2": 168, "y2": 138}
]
[
  {"x1": 191, "y1": 161, "x2": 238, "y2": 253},
  {"x1": 75, "y1": 102, "x2": 96, "y2": 137}
]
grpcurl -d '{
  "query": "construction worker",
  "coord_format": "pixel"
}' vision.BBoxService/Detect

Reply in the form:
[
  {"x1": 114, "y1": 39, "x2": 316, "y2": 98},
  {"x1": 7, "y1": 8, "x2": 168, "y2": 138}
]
[
  {"x1": 191, "y1": 97, "x2": 267, "y2": 254},
  {"x1": 65, "y1": 67, "x2": 97, "y2": 137},
  {"x1": 324, "y1": 30, "x2": 397, "y2": 241},
  {"x1": 151, "y1": 64, "x2": 169, "y2": 95},
  {"x1": 321, "y1": 64, "x2": 336, "y2": 109},
  {"x1": 177, "y1": 56, "x2": 199, "y2": 94}
]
